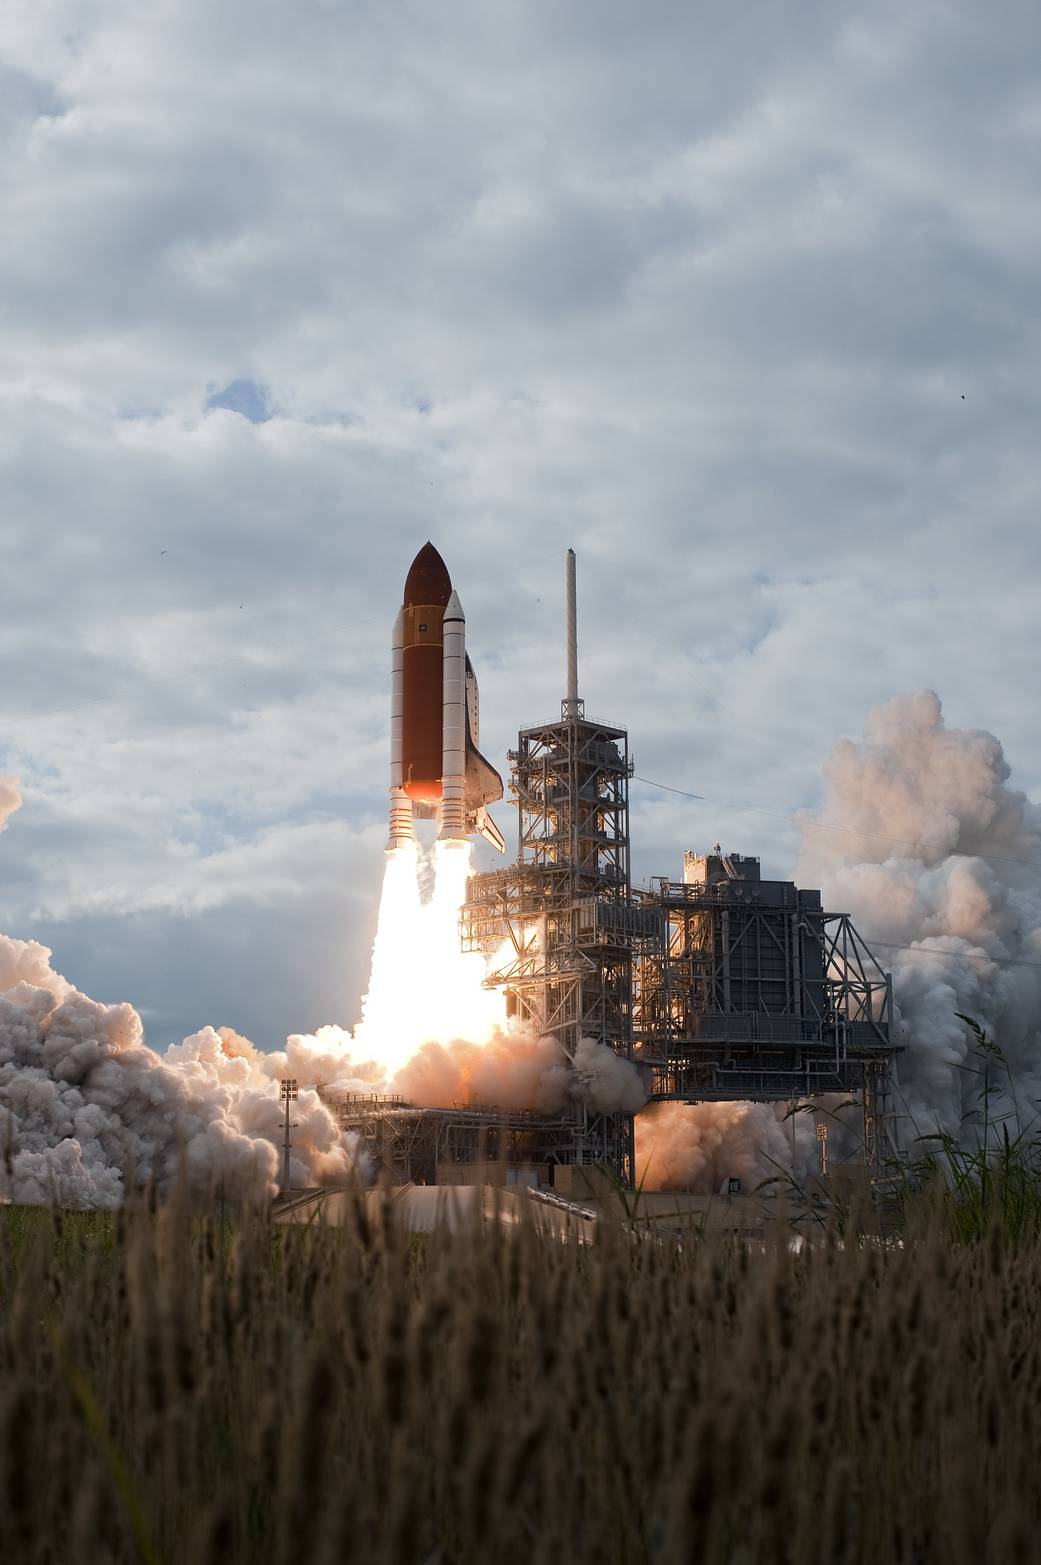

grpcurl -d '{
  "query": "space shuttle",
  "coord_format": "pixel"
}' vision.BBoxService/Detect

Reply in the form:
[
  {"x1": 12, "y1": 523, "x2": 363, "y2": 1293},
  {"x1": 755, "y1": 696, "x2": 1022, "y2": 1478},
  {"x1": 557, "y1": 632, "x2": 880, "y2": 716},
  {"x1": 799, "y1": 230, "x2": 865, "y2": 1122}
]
[{"x1": 387, "y1": 543, "x2": 506, "y2": 854}]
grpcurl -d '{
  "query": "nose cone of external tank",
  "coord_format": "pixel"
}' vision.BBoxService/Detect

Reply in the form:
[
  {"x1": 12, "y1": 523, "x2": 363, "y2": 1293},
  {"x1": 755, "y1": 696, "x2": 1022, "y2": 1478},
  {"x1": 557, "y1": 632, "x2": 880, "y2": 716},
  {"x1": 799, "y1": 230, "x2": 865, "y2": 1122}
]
[{"x1": 403, "y1": 542, "x2": 452, "y2": 607}]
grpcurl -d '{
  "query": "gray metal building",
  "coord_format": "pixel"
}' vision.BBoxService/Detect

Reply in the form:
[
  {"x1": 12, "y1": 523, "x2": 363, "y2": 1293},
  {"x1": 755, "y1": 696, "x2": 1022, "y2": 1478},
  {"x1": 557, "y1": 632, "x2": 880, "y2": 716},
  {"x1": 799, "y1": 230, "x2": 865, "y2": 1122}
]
[{"x1": 633, "y1": 850, "x2": 900, "y2": 1173}]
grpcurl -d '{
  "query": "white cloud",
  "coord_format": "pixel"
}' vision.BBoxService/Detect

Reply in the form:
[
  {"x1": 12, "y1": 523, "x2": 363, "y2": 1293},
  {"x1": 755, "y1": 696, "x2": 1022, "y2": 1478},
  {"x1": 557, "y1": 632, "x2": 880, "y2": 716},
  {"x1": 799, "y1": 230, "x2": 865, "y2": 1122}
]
[{"x1": 0, "y1": 0, "x2": 1038, "y2": 1045}]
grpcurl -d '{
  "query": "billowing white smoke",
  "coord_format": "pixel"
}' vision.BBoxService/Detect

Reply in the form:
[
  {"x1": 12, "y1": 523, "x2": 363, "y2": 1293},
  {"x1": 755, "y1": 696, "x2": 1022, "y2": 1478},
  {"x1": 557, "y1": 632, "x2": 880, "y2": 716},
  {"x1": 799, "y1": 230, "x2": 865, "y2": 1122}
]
[
  {"x1": 635, "y1": 1101, "x2": 819, "y2": 1193},
  {"x1": 394, "y1": 1031, "x2": 647, "y2": 1115},
  {"x1": 0, "y1": 957, "x2": 644, "y2": 1209},
  {"x1": 796, "y1": 691, "x2": 1041, "y2": 1138},
  {"x1": 0, "y1": 926, "x2": 360, "y2": 1208}
]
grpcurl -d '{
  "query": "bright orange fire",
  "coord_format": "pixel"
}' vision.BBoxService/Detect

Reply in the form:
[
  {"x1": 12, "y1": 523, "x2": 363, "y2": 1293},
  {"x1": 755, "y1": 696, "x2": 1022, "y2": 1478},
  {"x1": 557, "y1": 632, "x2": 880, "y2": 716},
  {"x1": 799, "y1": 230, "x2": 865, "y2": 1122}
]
[{"x1": 353, "y1": 840, "x2": 507, "y2": 1077}]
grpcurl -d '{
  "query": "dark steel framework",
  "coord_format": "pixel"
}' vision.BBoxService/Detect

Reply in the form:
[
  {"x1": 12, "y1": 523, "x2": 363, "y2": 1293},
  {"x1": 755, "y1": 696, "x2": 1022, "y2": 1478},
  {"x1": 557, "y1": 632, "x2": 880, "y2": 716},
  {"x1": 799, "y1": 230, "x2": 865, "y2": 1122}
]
[
  {"x1": 319, "y1": 1090, "x2": 581, "y2": 1186},
  {"x1": 632, "y1": 854, "x2": 901, "y2": 1171},
  {"x1": 461, "y1": 703, "x2": 641, "y2": 1185}
]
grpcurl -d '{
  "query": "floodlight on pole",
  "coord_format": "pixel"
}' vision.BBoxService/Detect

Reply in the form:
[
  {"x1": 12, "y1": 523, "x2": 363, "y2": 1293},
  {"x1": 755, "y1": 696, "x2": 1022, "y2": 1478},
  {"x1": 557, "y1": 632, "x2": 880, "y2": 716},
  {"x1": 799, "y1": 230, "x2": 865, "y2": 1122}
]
[
  {"x1": 816, "y1": 1121, "x2": 829, "y2": 1177},
  {"x1": 280, "y1": 1078, "x2": 299, "y2": 1196}
]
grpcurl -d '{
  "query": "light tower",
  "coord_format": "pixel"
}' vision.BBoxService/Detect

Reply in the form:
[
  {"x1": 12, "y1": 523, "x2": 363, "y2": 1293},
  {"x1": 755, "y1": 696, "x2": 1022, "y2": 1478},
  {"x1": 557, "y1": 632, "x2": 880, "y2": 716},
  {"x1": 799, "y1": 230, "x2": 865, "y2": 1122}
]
[{"x1": 279, "y1": 1078, "x2": 298, "y2": 1195}]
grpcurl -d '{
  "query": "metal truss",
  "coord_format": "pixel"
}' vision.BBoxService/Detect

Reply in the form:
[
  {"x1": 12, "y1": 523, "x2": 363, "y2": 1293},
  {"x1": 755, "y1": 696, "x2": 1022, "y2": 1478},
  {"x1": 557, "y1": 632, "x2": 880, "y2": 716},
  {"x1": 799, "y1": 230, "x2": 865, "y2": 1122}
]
[
  {"x1": 319, "y1": 1093, "x2": 582, "y2": 1186},
  {"x1": 631, "y1": 878, "x2": 901, "y2": 1171},
  {"x1": 461, "y1": 708, "x2": 641, "y2": 1186},
  {"x1": 511, "y1": 715, "x2": 633, "y2": 893}
]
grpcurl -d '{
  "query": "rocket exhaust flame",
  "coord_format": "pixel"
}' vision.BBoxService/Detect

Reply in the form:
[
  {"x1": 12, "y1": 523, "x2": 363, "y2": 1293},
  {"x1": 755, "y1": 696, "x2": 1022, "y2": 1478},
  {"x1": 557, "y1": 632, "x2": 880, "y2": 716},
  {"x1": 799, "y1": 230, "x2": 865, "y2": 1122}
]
[{"x1": 354, "y1": 838, "x2": 508, "y2": 1077}]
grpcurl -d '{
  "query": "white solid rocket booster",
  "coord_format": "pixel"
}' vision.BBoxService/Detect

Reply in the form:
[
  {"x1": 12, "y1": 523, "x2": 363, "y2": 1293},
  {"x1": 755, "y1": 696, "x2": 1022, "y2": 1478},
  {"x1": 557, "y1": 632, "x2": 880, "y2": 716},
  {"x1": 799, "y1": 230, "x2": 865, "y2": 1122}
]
[
  {"x1": 387, "y1": 605, "x2": 415, "y2": 851},
  {"x1": 438, "y1": 588, "x2": 467, "y2": 841}
]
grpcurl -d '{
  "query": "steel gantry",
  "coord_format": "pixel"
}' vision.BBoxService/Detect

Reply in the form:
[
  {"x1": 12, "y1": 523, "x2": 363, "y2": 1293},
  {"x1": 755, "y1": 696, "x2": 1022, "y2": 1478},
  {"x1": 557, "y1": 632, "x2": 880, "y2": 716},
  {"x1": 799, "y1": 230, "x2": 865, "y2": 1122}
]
[
  {"x1": 461, "y1": 707, "x2": 642, "y2": 1186},
  {"x1": 631, "y1": 852, "x2": 901, "y2": 1170},
  {"x1": 461, "y1": 551, "x2": 641, "y2": 1185}
]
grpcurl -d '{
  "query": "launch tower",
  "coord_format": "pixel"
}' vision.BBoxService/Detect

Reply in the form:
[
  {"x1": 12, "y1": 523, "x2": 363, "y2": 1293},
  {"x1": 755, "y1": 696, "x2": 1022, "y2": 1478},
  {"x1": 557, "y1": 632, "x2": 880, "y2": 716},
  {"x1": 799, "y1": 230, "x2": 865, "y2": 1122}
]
[{"x1": 461, "y1": 552, "x2": 650, "y2": 1184}]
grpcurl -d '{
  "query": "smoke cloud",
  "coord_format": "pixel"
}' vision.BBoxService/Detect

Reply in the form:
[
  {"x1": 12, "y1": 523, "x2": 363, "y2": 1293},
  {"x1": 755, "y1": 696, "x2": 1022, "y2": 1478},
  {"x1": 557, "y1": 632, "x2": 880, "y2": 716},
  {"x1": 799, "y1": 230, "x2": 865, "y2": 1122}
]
[
  {"x1": 393, "y1": 1030, "x2": 647, "y2": 1116},
  {"x1": 636, "y1": 1101, "x2": 799, "y2": 1193},
  {"x1": 0, "y1": 784, "x2": 645, "y2": 1206},
  {"x1": 632, "y1": 692, "x2": 1041, "y2": 1191},
  {"x1": 0, "y1": 939, "x2": 645, "y2": 1209},
  {"x1": 796, "y1": 691, "x2": 1041, "y2": 1138},
  {"x1": 0, "y1": 931, "x2": 360, "y2": 1208}
]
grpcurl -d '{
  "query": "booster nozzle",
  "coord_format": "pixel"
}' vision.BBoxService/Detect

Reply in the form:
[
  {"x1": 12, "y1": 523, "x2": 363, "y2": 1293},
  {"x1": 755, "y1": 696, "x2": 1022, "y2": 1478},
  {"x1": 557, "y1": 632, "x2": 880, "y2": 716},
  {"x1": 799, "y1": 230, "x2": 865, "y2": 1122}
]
[{"x1": 387, "y1": 786, "x2": 415, "y2": 853}]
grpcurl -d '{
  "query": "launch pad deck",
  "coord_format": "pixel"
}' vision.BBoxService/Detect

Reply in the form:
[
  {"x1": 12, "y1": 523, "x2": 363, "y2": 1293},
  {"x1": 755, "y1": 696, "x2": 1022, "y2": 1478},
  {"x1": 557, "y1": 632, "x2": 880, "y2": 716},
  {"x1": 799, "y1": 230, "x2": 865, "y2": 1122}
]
[{"x1": 318, "y1": 1091, "x2": 595, "y2": 1189}]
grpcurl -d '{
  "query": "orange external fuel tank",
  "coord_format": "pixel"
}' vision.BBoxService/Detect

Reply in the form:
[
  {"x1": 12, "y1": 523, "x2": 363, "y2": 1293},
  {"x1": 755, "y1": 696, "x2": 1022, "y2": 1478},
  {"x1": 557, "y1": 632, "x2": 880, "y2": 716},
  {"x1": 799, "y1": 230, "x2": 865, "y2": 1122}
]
[{"x1": 401, "y1": 541, "x2": 451, "y2": 804}]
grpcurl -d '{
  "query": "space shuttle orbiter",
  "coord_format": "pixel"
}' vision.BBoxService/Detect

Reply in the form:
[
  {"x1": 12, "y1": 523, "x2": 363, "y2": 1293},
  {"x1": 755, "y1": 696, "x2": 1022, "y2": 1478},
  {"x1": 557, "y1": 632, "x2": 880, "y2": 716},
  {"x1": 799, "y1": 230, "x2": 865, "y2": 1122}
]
[{"x1": 387, "y1": 543, "x2": 506, "y2": 854}]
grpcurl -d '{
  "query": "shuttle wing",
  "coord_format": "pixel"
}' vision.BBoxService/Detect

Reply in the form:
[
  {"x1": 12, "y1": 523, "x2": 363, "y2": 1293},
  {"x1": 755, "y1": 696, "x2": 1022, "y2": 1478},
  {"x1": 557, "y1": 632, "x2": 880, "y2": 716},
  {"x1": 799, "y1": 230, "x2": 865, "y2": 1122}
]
[{"x1": 472, "y1": 807, "x2": 506, "y2": 853}]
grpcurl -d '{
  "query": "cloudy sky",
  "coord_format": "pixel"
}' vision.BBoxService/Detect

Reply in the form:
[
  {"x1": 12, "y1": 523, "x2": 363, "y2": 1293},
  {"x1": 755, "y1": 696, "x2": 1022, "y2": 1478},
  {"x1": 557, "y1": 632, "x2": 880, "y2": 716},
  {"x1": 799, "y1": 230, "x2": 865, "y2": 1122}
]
[{"x1": 2, "y1": 1, "x2": 1038, "y2": 1050}]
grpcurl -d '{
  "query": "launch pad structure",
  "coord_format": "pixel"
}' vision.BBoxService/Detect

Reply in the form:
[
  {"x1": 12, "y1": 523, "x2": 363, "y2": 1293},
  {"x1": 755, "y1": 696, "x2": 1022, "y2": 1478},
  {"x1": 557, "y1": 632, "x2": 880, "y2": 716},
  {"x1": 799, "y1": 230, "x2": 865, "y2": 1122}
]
[
  {"x1": 353, "y1": 549, "x2": 900, "y2": 1193},
  {"x1": 319, "y1": 1092, "x2": 582, "y2": 1187},
  {"x1": 631, "y1": 852, "x2": 898, "y2": 1178}
]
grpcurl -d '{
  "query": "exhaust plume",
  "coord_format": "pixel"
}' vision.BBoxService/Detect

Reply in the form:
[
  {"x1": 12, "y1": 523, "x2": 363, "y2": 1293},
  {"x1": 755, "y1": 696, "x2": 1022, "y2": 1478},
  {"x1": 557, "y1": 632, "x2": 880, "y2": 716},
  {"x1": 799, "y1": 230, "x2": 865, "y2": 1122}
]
[
  {"x1": 796, "y1": 691, "x2": 1041, "y2": 1137},
  {"x1": 348, "y1": 834, "x2": 646, "y2": 1114},
  {"x1": 635, "y1": 1100, "x2": 818, "y2": 1193}
]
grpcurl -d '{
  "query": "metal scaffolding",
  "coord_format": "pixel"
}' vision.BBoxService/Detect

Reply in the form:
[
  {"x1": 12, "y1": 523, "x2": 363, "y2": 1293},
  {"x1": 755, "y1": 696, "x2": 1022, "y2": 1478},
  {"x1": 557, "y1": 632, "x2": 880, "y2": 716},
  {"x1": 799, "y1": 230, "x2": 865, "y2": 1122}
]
[
  {"x1": 460, "y1": 552, "x2": 641, "y2": 1185},
  {"x1": 632, "y1": 851, "x2": 900, "y2": 1170},
  {"x1": 319, "y1": 1090, "x2": 581, "y2": 1185},
  {"x1": 461, "y1": 710, "x2": 641, "y2": 1185}
]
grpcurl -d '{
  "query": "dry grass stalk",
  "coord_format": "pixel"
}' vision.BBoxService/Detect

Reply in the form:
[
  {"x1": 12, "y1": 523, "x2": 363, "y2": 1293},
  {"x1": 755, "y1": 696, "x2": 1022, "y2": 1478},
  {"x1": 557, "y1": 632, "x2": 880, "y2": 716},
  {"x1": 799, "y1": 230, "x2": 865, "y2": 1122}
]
[{"x1": 0, "y1": 1195, "x2": 1039, "y2": 1562}]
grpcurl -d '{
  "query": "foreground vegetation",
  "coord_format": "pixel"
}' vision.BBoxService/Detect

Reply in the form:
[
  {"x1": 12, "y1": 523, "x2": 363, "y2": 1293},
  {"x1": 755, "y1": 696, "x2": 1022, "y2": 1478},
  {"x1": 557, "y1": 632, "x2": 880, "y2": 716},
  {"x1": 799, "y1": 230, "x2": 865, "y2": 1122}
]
[
  {"x1": 1, "y1": 1193, "x2": 1039, "y2": 1565},
  {"x1": 899, "y1": 1017, "x2": 1041, "y2": 1244}
]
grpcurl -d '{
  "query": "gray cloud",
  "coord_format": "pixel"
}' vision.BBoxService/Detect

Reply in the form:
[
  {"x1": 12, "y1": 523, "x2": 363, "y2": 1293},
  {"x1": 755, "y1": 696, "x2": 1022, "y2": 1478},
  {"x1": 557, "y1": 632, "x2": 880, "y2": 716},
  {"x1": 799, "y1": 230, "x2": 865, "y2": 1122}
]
[{"x1": 0, "y1": 1, "x2": 1038, "y2": 1045}]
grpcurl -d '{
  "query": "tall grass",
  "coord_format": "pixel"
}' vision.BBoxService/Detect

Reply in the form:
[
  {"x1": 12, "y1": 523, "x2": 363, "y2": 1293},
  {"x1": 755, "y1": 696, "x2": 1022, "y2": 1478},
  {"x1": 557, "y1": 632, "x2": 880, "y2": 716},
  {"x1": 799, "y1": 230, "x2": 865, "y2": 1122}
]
[
  {"x1": 1, "y1": 1191, "x2": 1039, "y2": 1563},
  {"x1": 903, "y1": 1015, "x2": 1041, "y2": 1242}
]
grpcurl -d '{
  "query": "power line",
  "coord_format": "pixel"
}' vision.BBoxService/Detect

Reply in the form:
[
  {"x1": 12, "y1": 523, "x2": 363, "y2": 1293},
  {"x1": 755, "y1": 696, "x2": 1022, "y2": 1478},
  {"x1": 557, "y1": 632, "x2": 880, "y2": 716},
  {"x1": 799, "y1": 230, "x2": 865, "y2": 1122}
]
[
  {"x1": 862, "y1": 939, "x2": 1041, "y2": 974},
  {"x1": 632, "y1": 774, "x2": 1041, "y2": 875},
  {"x1": 632, "y1": 775, "x2": 1041, "y2": 972}
]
